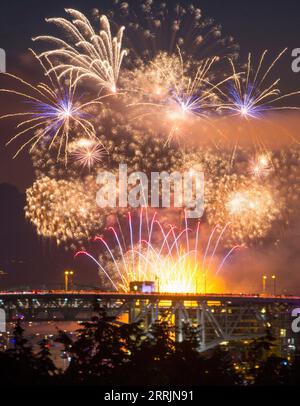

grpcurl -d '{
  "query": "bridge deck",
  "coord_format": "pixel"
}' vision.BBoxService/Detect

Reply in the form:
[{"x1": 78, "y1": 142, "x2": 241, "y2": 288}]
[{"x1": 0, "y1": 290, "x2": 299, "y2": 305}]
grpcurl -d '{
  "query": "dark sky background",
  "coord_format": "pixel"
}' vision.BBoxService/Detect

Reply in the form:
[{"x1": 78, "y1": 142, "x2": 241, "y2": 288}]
[{"x1": 0, "y1": 0, "x2": 300, "y2": 291}]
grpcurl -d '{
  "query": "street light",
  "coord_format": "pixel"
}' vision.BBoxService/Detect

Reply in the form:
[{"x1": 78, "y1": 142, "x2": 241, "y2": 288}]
[
  {"x1": 64, "y1": 270, "x2": 74, "y2": 292},
  {"x1": 271, "y1": 275, "x2": 276, "y2": 296},
  {"x1": 262, "y1": 275, "x2": 267, "y2": 294}
]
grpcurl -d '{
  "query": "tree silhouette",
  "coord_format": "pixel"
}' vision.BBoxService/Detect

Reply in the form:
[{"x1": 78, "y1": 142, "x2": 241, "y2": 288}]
[
  {"x1": 254, "y1": 355, "x2": 289, "y2": 385},
  {"x1": 58, "y1": 310, "x2": 127, "y2": 384},
  {"x1": 36, "y1": 338, "x2": 58, "y2": 378},
  {"x1": 0, "y1": 316, "x2": 298, "y2": 386},
  {"x1": 0, "y1": 319, "x2": 38, "y2": 384}
]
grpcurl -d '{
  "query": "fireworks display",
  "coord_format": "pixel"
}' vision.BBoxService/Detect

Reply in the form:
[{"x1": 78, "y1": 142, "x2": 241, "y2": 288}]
[
  {"x1": 222, "y1": 50, "x2": 300, "y2": 118},
  {"x1": 0, "y1": 52, "x2": 105, "y2": 161},
  {"x1": 25, "y1": 176, "x2": 106, "y2": 246},
  {"x1": 206, "y1": 174, "x2": 284, "y2": 245},
  {"x1": 1, "y1": 2, "x2": 300, "y2": 293},
  {"x1": 35, "y1": 9, "x2": 127, "y2": 93},
  {"x1": 76, "y1": 210, "x2": 239, "y2": 293},
  {"x1": 69, "y1": 138, "x2": 107, "y2": 170},
  {"x1": 105, "y1": 0, "x2": 239, "y2": 63},
  {"x1": 122, "y1": 51, "x2": 231, "y2": 144},
  {"x1": 248, "y1": 153, "x2": 273, "y2": 178}
]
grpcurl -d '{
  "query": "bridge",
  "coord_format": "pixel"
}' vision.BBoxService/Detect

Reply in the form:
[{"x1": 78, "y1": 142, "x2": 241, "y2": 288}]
[{"x1": 0, "y1": 291, "x2": 299, "y2": 352}]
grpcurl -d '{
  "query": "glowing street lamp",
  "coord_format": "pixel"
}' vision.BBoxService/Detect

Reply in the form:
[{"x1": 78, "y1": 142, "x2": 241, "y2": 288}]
[
  {"x1": 64, "y1": 270, "x2": 74, "y2": 292},
  {"x1": 271, "y1": 275, "x2": 276, "y2": 296},
  {"x1": 262, "y1": 275, "x2": 267, "y2": 294}
]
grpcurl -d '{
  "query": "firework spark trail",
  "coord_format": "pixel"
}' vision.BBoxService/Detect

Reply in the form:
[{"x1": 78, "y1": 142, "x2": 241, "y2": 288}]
[
  {"x1": 202, "y1": 224, "x2": 219, "y2": 270},
  {"x1": 207, "y1": 174, "x2": 284, "y2": 245},
  {"x1": 0, "y1": 51, "x2": 106, "y2": 160},
  {"x1": 69, "y1": 138, "x2": 107, "y2": 169},
  {"x1": 126, "y1": 51, "x2": 233, "y2": 144},
  {"x1": 75, "y1": 251, "x2": 118, "y2": 290},
  {"x1": 152, "y1": 54, "x2": 225, "y2": 116},
  {"x1": 105, "y1": 226, "x2": 130, "y2": 279},
  {"x1": 222, "y1": 49, "x2": 300, "y2": 118},
  {"x1": 2, "y1": 3, "x2": 300, "y2": 266},
  {"x1": 248, "y1": 153, "x2": 273, "y2": 178},
  {"x1": 109, "y1": 1, "x2": 239, "y2": 62},
  {"x1": 215, "y1": 246, "x2": 241, "y2": 276},
  {"x1": 75, "y1": 210, "x2": 239, "y2": 293},
  {"x1": 207, "y1": 222, "x2": 231, "y2": 266},
  {"x1": 94, "y1": 236, "x2": 128, "y2": 287},
  {"x1": 34, "y1": 9, "x2": 127, "y2": 93}
]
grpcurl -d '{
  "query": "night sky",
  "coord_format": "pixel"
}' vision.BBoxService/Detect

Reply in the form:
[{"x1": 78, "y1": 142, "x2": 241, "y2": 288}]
[{"x1": 1, "y1": 0, "x2": 300, "y2": 290}]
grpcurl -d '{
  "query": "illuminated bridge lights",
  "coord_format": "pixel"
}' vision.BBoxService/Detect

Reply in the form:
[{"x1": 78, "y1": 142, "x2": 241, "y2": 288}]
[{"x1": 0, "y1": 291, "x2": 299, "y2": 353}]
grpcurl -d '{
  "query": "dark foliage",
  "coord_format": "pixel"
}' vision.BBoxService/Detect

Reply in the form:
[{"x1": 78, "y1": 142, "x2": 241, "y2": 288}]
[{"x1": 0, "y1": 315, "x2": 298, "y2": 386}]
